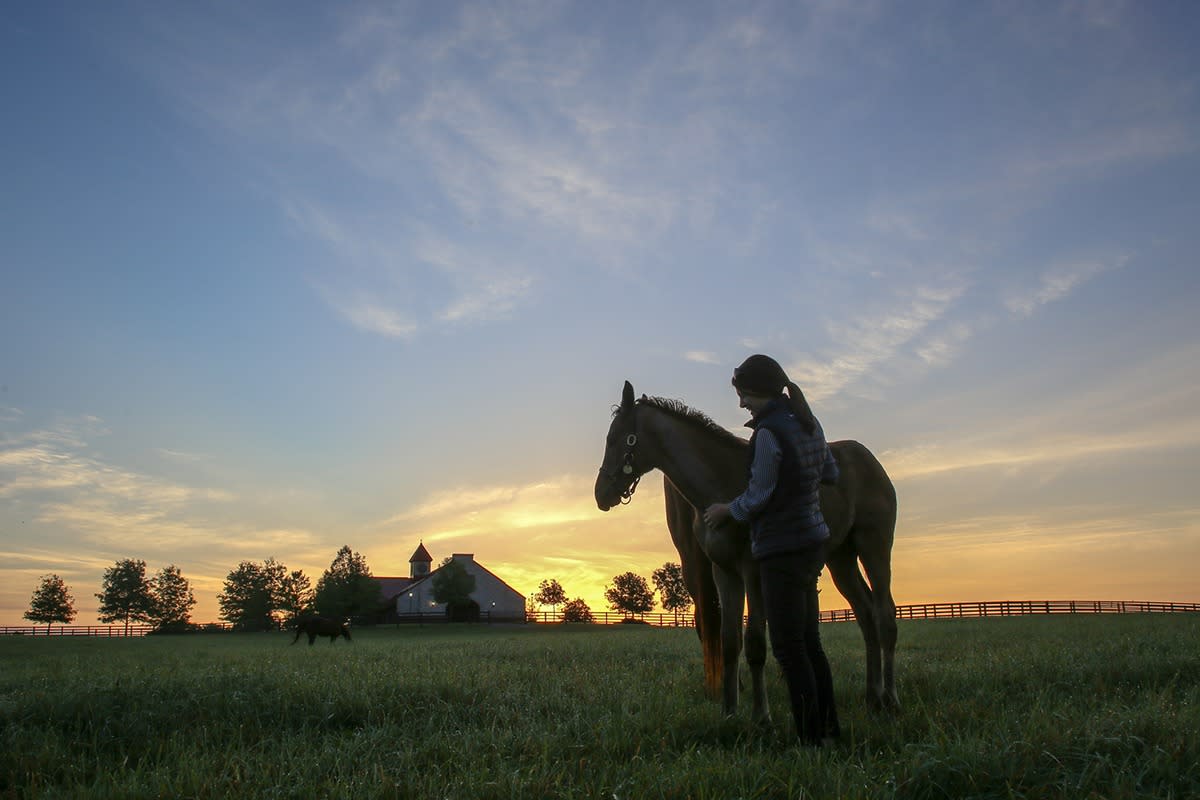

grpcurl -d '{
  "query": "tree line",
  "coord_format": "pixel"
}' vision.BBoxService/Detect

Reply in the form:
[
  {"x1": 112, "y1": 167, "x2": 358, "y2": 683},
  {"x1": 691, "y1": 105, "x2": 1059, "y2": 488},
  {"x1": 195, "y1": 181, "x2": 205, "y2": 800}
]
[
  {"x1": 24, "y1": 552, "x2": 691, "y2": 632},
  {"x1": 530, "y1": 562, "x2": 691, "y2": 623},
  {"x1": 22, "y1": 545, "x2": 384, "y2": 633}
]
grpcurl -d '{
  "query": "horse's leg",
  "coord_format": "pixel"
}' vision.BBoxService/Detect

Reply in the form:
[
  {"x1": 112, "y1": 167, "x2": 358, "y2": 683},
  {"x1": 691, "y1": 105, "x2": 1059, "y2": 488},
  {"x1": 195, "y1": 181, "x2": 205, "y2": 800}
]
[
  {"x1": 825, "y1": 546, "x2": 885, "y2": 710},
  {"x1": 291, "y1": 628, "x2": 301, "y2": 645},
  {"x1": 712, "y1": 563, "x2": 745, "y2": 718},
  {"x1": 742, "y1": 561, "x2": 770, "y2": 726},
  {"x1": 307, "y1": 631, "x2": 317, "y2": 646},
  {"x1": 858, "y1": 543, "x2": 900, "y2": 710},
  {"x1": 666, "y1": 481, "x2": 723, "y2": 700}
]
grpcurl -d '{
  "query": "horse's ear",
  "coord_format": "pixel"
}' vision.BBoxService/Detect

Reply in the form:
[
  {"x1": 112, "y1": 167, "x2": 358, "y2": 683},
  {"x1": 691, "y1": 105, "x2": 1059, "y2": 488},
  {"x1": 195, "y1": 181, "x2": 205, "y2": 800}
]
[{"x1": 622, "y1": 380, "x2": 635, "y2": 410}]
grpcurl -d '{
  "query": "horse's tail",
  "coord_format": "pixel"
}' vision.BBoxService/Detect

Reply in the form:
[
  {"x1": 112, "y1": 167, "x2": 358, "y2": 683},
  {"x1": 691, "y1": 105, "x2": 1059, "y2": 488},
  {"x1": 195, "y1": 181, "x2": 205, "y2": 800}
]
[
  {"x1": 694, "y1": 566, "x2": 723, "y2": 699},
  {"x1": 291, "y1": 624, "x2": 303, "y2": 645}
]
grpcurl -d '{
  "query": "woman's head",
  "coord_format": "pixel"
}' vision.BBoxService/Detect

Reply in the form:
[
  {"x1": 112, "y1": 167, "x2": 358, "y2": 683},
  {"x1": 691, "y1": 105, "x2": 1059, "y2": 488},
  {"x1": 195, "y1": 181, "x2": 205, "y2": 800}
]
[
  {"x1": 731, "y1": 354, "x2": 817, "y2": 434},
  {"x1": 731, "y1": 354, "x2": 788, "y2": 396}
]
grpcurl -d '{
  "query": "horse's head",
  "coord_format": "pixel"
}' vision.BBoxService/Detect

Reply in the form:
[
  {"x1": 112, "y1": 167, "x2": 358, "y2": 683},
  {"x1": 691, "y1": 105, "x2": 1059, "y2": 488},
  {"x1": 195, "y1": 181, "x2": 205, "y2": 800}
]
[{"x1": 595, "y1": 380, "x2": 647, "y2": 511}]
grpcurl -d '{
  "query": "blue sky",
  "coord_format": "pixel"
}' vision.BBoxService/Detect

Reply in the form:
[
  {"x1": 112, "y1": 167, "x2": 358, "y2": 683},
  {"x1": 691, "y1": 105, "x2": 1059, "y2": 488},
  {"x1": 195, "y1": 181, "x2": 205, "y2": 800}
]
[{"x1": 3, "y1": 1, "x2": 1198, "y2": 625}]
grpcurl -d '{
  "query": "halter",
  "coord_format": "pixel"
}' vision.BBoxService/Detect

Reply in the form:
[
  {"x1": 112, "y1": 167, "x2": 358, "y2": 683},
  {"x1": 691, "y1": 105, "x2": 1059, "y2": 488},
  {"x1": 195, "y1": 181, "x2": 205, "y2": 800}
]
[{"x1": 600, "y1": 432, "x2": 641, "y2": 504}]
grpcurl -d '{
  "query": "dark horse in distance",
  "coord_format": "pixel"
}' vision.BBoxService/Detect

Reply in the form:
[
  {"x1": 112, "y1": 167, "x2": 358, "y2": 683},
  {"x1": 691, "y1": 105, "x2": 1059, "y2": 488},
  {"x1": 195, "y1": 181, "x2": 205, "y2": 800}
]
[
  {"x1": 292, "y1": 616, "x2": 352, "y2": 646},
  {"x1": 595, "y1": 381, "x2": 899, "y2": 719}
]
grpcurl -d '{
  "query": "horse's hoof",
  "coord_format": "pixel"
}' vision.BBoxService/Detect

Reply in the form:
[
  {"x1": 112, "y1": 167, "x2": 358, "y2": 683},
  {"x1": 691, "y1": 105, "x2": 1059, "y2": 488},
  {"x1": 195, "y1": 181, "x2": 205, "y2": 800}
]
[{"x1": 866, "y1": 690, "x2": 900, "y2": 714}]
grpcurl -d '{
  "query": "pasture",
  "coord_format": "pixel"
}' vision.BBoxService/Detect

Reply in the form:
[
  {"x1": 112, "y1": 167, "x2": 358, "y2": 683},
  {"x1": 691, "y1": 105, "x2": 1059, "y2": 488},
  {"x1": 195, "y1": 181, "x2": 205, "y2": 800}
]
[{"x1": 1, "y1": 614, "x2": 1197, "y2": 799}]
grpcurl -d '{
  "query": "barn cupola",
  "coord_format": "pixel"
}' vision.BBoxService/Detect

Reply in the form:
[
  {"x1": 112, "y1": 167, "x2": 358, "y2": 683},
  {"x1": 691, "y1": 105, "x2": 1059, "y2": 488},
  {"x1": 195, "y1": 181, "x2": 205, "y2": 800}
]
[{"x1": 409, "y1": 541, "x2": 433, "y2": 579}]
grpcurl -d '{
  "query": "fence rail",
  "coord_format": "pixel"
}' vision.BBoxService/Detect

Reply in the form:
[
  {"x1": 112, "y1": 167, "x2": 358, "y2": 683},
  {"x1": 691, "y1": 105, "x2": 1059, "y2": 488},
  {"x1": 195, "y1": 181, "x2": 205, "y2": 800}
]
[
  {"x1": 876, "y1": 599, "x2": 1200, "y2": 622},
  {"x1": 529, "y1": 599, "x2": 1200, "y2": 625},
  {"x1": 3, "y1": 600, "x2": 1197, "y2": 637},
  {"x1": 1, "y1": 624, "x2": 157, "y2": 637}
]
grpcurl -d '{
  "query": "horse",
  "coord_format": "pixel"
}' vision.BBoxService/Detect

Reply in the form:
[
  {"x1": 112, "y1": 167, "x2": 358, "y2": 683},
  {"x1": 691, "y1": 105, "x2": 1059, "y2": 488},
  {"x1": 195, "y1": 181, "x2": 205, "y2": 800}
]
[
  {"x1": 291, "y1": 616, "x2": 352, "y2": 646},
  {"x1": 595, "y1": 380, "x2": 899, "y2": 718}
]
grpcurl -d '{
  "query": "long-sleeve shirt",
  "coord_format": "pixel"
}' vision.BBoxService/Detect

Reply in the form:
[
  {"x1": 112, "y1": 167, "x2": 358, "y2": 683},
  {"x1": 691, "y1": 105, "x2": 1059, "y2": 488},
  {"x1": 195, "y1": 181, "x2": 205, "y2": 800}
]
[{"x1": 728, "y1": 428, "x2": 782, "y2": 523}]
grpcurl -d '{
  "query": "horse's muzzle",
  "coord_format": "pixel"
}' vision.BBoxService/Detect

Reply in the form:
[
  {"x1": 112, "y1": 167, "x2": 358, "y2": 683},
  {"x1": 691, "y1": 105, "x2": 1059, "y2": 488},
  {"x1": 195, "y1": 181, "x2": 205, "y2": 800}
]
[{"x1": 594, "y1": 473, "x2": 618, "y2": 512}]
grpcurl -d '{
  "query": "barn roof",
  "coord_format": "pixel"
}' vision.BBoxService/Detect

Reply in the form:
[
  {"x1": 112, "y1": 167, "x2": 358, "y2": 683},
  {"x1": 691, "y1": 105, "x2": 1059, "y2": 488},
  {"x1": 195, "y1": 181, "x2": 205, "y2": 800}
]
[{"x1": 374, "y1": 576, "x2": 415, "y2": 600}]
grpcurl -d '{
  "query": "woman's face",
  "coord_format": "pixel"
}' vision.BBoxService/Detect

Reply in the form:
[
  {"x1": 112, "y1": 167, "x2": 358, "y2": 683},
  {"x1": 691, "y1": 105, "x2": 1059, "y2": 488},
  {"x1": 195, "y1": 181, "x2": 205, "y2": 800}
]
[{"x1": 735, "y1": 389, "x2": 773, "y2": 417}]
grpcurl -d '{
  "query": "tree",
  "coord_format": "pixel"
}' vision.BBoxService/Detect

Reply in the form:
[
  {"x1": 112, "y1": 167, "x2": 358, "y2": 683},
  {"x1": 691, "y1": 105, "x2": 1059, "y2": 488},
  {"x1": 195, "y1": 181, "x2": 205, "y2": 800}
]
[
  {"x1": 605, "y1": 572, "x2": 655, "y2": 618},
  {"x1": 652, "y1": 562, "x2": 691, "y2": 625},
  {"x1": 534, "y1": 578, "x2": 567, "y2": 616},
  {"x1": 150, "y1": 564, "x2": 196, "y2": 631},
  {"x1": 25, "y1": 574, "x2": 76, "y2": 632},
  {"x1": 96, "y1": 559, "x2": 156, "y2": 635},
  {"x1": 218, "y1": 558, "x2": 311, "y2": 630},
  {"x1": 561, "y1": 597, "x2": 594, "y2": 623},
  {"x1": 430, "y1": 557, "x2": 476, "y2": 619},
  {"x1": 313, "y1": 545, "x2": 381, "y2": 621},
  {"x1": 274, "y1": 564, "x2": 314, "y2": 625},
  {"x1": 218, "y1": 560, "x2": 275, "y2": 630}
]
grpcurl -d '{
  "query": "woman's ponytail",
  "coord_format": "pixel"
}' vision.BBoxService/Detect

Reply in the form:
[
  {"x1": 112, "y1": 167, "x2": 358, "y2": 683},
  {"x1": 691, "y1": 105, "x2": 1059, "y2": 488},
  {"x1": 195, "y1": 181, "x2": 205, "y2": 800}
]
[{"x1": 785, "y1": 381, "x2": 817, "y2": 435}]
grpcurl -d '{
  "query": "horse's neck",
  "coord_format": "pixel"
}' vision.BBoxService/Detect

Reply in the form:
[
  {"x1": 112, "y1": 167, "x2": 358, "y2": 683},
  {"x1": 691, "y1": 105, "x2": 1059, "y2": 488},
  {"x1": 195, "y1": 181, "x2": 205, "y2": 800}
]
[{"x1": 644, "y1": 411, "x2": 745, "y2": 509}]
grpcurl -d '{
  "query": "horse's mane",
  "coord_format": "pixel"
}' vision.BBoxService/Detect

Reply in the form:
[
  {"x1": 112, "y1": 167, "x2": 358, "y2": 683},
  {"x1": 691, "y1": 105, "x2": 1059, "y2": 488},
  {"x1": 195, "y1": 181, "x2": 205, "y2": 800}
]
[{"x1": 635, "y1": 396, "x2": 747, "y2": 449}]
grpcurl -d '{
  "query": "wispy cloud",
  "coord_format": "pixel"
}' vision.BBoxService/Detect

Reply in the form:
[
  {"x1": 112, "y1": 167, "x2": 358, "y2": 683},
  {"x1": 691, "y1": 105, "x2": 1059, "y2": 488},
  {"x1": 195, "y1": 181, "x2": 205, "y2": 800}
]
[
  {"x1": 684, "y1": 351, "x2": 720, "y2": 365},
  {"x1": 1004, "y1": 255, "x2": 1127, "y2": 317},
  {"x1": 0, "y1": 419, "x2": 267, "y2": 555},
  {"x1": 884, "y1": 342, "x2": 1200, "y2": 480},
  {"x1": 788, "y1": 283, "x2": 967, "y2": 401},
  {"x1": 339, "y1": 298, "x2": 419, "y2": 339},
  {"x1": 383, "y1": 476, "x2": 600, "y2": 531},
  {"x1": 155, "y1": 448, "x2": 211, "y2": 463}
]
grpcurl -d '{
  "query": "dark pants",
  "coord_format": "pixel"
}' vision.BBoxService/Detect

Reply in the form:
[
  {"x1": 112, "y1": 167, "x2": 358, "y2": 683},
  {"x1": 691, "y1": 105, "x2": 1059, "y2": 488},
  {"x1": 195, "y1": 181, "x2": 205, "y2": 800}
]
[{"x1": 759, "y1": 545, "x2": 839, "y2": 745}]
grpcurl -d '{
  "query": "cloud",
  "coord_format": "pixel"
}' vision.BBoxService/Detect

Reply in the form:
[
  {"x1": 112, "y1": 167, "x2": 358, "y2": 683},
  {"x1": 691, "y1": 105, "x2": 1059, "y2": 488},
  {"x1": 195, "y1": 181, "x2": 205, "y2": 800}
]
[
  {"x1": 915, "y1": 321, "x2": 973, "y2": 367},
  {"x1": 414, "y1": 233, "x2": 535, "y2": 324},
  {"x1": 155, "y1": 448, "x2": 211, "y2": 463},
  {"x1": 383, "y1": 476, "x2": 600, "y2": 530},
  {"x1": 339, "y1": 299, "x2": 419, "y2": 339},
  {"x1": 684, "y1": 351, "x2": 720, "y2": 365},
  {"x1": 0, "y1": 418, "x2": 251, "y2": 553},
  {"x1": 1009, "y1": 123, "x2": 1194, "y2": 182},
  {"x1": 788, "y1": 283, "x2": 966, "y2": 401},
  {"x1": 882, "y1": 349, "x2": 1200, "y2": 480},
  {"x1": 1004, "y1": 255, "x2": 1126, "y2": 317},
  {"x1": 866, "y1": 210, "x2": 929, "y2": 242}
]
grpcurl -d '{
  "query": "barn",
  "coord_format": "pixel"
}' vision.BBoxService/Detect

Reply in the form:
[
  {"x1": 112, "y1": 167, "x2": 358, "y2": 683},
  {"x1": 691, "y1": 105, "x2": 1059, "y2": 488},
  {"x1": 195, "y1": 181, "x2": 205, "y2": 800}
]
[{"x1": 376, "y1": 543, "x2": 526, "y2": 622}]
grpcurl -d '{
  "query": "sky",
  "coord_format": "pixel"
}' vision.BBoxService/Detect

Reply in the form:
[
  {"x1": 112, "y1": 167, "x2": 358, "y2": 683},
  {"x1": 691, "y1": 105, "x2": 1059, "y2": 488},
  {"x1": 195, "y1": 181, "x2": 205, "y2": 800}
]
[{"x1": 2, "y1": 1, "x2": 1198, "y2": 627}]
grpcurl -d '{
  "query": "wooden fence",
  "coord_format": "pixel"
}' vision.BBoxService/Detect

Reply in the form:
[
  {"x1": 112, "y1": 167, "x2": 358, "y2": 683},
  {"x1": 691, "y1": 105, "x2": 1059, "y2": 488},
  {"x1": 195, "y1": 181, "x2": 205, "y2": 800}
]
[
  {"x1": 1, "y1": 624, "x2": 157, "y2": 637},
  {"x1": 877, "y1": 599, "x2": 1200, "y2": 621},
  {"x1": 3, "y1": 600, "x2": 1197, "y2": 637},
  {"x1": 533, "y1": 600, "x2": 1200, "y2": 626}
]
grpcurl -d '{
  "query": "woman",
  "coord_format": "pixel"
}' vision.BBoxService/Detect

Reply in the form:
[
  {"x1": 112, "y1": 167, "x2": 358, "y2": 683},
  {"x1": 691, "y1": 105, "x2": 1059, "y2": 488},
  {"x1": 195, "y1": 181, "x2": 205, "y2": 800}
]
[{"x1": 703, "y1": 354, "x2": 840, "y2": 747}]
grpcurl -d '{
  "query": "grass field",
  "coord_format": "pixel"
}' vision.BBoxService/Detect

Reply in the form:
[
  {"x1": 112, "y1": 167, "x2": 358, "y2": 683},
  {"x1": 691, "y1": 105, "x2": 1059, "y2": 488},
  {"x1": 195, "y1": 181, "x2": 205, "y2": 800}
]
[{"x1": 2, "y1": 614, "x2": 1197, "y2": 799}]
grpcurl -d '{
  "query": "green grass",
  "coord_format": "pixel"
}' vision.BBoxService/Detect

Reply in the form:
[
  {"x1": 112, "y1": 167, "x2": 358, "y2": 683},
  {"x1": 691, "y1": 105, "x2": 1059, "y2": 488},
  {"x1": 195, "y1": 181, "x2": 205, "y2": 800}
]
[{"x1": 1, "y1": 614, "x2": 1197, "y2": 799}]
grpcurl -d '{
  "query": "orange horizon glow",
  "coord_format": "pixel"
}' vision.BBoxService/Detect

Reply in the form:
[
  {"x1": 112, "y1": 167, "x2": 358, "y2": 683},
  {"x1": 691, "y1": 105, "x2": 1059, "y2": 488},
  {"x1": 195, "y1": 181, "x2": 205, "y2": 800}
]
[{"x1": 5, "y1": 473, "x2": 1198, "y2": 628}]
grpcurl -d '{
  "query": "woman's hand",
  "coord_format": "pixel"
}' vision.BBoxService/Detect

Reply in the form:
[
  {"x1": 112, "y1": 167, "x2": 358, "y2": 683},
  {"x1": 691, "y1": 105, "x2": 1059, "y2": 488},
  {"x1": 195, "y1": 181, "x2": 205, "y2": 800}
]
[{"x1": 703, "y1": 503, "x2": 731, "y2": 528}]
